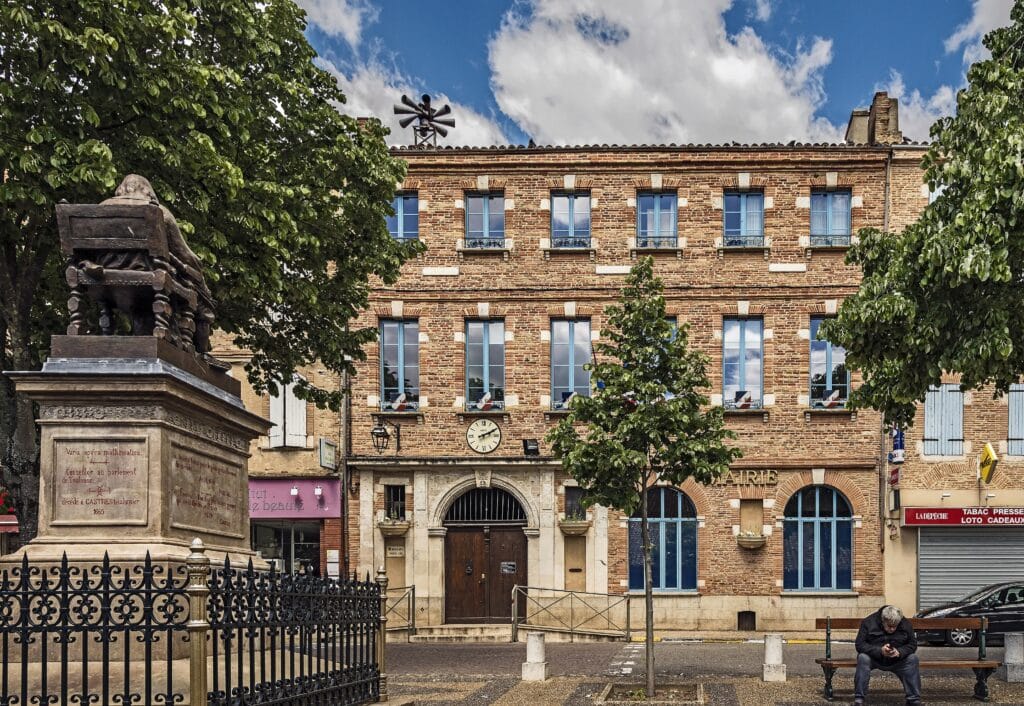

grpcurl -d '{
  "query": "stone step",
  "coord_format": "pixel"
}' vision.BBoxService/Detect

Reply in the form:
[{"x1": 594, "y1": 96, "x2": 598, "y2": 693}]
[{"x1": 409, "y1": 624, "x2": 513, "y2": 643}]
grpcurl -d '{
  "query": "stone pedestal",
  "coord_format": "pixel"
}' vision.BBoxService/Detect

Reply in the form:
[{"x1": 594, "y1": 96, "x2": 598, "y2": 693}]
[
  {"x1": 4, "y1": 336, "x2": 270, "y2": 566},
  {"x1": 1004, "y1": 633, "x2": 1024, "y2": 682},
  {"x1": 762, "y1": 633, "x2": 786, "y2": 682},
  {"x1": 522, "y1": 631, "x2": 549, "y2": 682}
]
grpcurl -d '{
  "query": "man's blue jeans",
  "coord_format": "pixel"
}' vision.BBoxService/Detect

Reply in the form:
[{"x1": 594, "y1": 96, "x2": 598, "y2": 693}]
[{"x1": 854, "y1": 651, "x2": 921, "y2": 702}]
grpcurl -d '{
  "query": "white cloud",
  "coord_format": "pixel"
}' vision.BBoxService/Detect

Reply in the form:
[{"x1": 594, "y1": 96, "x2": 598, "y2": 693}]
[
  {"x1": 488, "y1": 0, "x2": 842, "y2": 145},
  {"x1": 318, "y1": 60, "x2": 509, "y2": 147},
  {"x1": 883, "y1": 71, "x2": 956, "y2": 142},
  {"x1": 944, "y1": 0, "x2": 1013, "y2": 65},
  {"x1": 753, "y1": 0, "x2": 772, "y2": 22},
  {"x1": 297, "y1": 0, "x2": 377, "y2": 48}
]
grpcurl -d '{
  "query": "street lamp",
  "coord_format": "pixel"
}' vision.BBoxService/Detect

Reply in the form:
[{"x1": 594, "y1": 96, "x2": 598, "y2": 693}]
[{"x1": 370, "y1": 419, "x2": 401, "y2": 454}]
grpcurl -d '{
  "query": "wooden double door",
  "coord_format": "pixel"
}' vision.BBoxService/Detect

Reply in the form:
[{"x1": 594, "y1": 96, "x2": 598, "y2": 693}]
[{"x1": 444, "y1": 525, "x2": 527, "y2": 623}]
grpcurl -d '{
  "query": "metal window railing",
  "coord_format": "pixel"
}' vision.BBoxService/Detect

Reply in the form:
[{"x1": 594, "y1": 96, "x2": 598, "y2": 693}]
[
  {"x1": 723, "y1": 233, "x2": 765, "y2": 248},
  {"x1": 465, "y1": 237, "x2": 507, "y2": 249},
  {"x1": 636, "y1": 234, "x2": 678, "y2": 248},
  {"x1": 551, "y1": 235, "x2": 592, "y2": 249},
  {"x1": 809, "y1": 233, "x2": 851, "y2": 247}
]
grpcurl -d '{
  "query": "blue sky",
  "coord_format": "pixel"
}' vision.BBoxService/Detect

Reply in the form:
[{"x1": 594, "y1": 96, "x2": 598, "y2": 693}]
[{"x1": 298, "y1": 0, "x2": 1014, "y2": 146}]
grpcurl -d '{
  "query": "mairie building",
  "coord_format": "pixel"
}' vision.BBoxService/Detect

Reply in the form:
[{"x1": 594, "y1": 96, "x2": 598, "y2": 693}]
[{"x1": 213, "y1": 91, "x2": 1024, "y2": 633}]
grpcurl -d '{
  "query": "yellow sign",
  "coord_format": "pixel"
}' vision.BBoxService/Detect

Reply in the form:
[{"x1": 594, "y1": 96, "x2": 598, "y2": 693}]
[{"x1": 980, "y1": 442, "x2": 999, "y2": 484}]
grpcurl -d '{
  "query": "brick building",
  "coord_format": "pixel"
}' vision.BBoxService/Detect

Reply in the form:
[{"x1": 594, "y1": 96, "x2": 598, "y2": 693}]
[{"x1": 223, "y1": 91, "x2": 1023, "y2": 632}]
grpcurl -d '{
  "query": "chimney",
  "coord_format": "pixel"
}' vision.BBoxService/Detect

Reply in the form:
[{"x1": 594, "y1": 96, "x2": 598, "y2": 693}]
[
  {"x1": 845, "y1": 91, "x2": 903, "y2": 145},
  {"x1": 845, "y1": 109, "x2": 870, "y2": 144}
]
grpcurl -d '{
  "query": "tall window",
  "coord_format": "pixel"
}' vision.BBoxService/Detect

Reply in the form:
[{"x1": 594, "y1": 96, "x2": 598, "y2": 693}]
[
  {"x1": 810, "y1": 316, "x2": 849, "y2": 408},
  {"x1": 379, "y1": 320, "x2": 419, "y2": 411},
  {"x1": 783, "y1": 486, "x2": 853, "y2": 591},
  {"x1": 269, "y1": 375, "x2": 307, "y2": 448},
  {"x1": 384, "y1": 485, "x2": 406, "y2": 521},
  {"x1": 387, "y1": 193, "x2": 418, "y2": 240},
  {"x1": 923, "y1": 384, "x2": 963, "y2": 456},
  {"x1": 723, "y1": 318, "x2": 763, "y2": 409},
  {"x1": 551, "y1": 320, "x2": 591, "y2": 409},
  {"x1": 551, "y1": 192, "x2": 591, "y2": 248},
  {"x1": 465, "y1": 320, "x2": 505, "y2": 411},
  {"x1": 636, "y1": 192, "x2": 677, "y2": 247},
  {"x1": 1010, "y1": 384, "x2": 1024, "y2": 456},
  {"x1": 465, "y1": 193, "x2": 505, "y2": 248},
  {"x1": 810, "y1": 190, "x2": 852, "y2": 246},
  {"x1": 628, "y1": 488, "x2": 697, "y2": 591},
  {"x1": 723, "y1": 191, "x2": 764, "y2": 247}
]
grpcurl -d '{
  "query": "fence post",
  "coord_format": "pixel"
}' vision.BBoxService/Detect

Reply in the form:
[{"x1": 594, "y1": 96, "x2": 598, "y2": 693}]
[
  {"x1": 376, "y1": 565, "x2": 389, "y2": 703},
  {"x1": 410, "y1": 585, "x2": 417, "y2": 638},
  {"x1": 511, "y1": 585, "x2": 518, "y2": 643},
  {"x1": 186, "y1": 538, "x2": 211, "y2": 706}
]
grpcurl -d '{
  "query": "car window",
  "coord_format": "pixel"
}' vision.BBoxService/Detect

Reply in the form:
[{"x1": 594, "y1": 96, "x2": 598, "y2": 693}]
[{"x1": 1004, "y1": 587, "x2": 1024, "y2": 605}]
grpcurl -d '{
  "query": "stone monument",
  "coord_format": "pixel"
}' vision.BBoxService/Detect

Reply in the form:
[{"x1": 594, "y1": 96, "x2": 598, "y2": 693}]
[{"x1": 4, "y1": 175, "x2": 269, "y2": 564}]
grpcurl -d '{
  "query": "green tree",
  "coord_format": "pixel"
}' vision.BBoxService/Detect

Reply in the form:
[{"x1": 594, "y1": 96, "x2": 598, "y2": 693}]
[
  {"x1": 822, "y1": 1, "x2": 1024, "y2": 427},
  {"x1": 546, "y1": 258, "x2": 740, "y2": 697},
  {"x1": 0, "y1": 0, "x2": 420, "y2": 542}
]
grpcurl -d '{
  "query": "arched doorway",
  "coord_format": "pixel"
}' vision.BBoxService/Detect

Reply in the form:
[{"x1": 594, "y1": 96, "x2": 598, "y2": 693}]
[{"x1": 443, "y1": 487, "x2": 528, "y2": 623}]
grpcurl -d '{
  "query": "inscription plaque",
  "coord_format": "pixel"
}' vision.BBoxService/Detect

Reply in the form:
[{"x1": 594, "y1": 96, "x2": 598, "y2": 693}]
[
  {"x1": 170, "y1": 443, "x2": 244, "y2": 538},
  {"x1": 52, "y1": 437, "x2": 149, "y2": 526}
]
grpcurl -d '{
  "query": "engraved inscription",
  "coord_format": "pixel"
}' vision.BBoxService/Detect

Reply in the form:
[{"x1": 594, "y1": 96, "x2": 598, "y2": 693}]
[
  {"x1": 170, "y1": 444, "x2": 244, "y2": 538},
  {"x1": 165, "y1": 412, "x2": 247, "y2": 452},
  {"x1": 52, "y1": 438, "x2": 149, "y2": 525}
]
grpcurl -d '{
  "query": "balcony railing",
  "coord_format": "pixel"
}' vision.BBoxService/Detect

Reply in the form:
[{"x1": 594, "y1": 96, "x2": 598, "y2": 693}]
[
  {"x1": 723, "y1": 233, "x2": 765, "y2": 248},
  {"x1": 550, "y1": 235, "x2": 592, "y2": 249},
  {"x1": 635, "y1": 234, "x2": 678, "y2": 248},
  {"x1": 464, "y1": 236, "x2": 507, "y2": 249},
  {"x1": 809, "y1": 233, "x2": 851, "y2": 247}
]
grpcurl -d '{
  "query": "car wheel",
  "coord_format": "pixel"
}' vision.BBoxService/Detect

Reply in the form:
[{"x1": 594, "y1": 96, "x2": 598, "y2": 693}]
[{"x1": 947, "y1": 628, "x2": 977, "y2": 647}]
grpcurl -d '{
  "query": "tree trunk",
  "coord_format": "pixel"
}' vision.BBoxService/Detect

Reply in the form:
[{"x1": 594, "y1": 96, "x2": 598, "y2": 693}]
[
  {"x1": 0, "y1": 317, "x2": 41, "y2": 546},
  {"x1": 641, "y1": 482, "x2": 655, "y2": 698}
]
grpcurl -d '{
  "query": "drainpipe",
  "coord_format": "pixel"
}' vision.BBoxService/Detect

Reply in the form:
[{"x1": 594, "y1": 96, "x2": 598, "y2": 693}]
[
  {"x1": 878, "y1": 147, "x2": 893, "y2": 553},
  {"x1": 341, "y1": 366, "x2": 352, "y2": 576}
]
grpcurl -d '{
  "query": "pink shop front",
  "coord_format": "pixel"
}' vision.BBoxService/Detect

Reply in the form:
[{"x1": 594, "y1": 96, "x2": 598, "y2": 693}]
[{"x1": 248, "y1": 478, "x2": 343, "y2": 576}]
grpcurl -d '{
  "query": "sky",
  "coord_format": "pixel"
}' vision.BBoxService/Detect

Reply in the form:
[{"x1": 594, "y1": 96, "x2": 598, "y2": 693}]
[{"x1": 299, "y1": 0, "x2": 1015, "y2": 147}]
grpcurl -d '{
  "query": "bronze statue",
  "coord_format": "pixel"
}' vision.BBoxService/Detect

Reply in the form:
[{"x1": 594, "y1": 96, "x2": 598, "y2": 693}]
[{"x1": 57, "y1": 175, "x2": 223, "y2": 367}]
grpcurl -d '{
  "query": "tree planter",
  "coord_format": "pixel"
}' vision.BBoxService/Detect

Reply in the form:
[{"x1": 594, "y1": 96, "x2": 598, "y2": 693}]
[
  {"x1": 378, "y1": 520, "x2": 411, "y2": 537},
  {"x1": 736, "y1": 534, "x2": 766, "y2": 550},
  {"x1": 597, "y1": 682, "x2": 703, "y2": 704},
  {"x1": 559, "y1": 519, "x2": 592, "y2": 536}
]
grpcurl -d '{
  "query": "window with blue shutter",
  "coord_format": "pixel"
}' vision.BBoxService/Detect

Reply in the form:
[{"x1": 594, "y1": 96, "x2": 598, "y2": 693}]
[
  {"x1": 1009, "y1": 384, "x2": 1024, "y2": 456},
  {"x1": 923, "y1": 384, "x2": 964, "y2": 456},
  {"x1": 387, "y1": 194, "x2": 419, "y2": 240},
  {"x1": 465, "y1": 193, "x2": 505, "y2": 248},
  {"x1": 380, "y1": 320, "x2": 420, "y2": 411},
  {"x1": 723, "y1": 191, "x2": 764, "y2": 247},
  {"x1": 810, "y1": 190, "x2": 851, "y2": 246},
  {"x1": 465, "y1": 320, "x2": 505, "y2": 411},
  {"x1": 636, "y1": 192, "x2": 677, "y2": 247},
  {"x1": 551, "y1": 192, "x2": 591, "y2": 248}
]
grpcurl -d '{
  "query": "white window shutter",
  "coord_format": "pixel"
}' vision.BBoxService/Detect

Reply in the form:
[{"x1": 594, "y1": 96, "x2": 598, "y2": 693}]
[
  {"x1": 284, "y1": 379, "x2": 307, "y2": 448},
  {"x1": 268, "y1": 385, "x2": 285, "y2": 448}
]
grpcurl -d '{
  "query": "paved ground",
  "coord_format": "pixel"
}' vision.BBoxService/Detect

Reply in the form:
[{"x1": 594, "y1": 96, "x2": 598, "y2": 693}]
[{"x1": 387, "y1": 640, "x2": 1022, "y2": 705}]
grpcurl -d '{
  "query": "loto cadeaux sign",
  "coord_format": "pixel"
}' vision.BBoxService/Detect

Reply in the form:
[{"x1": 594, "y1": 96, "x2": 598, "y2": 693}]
[{"x1": 904, "y1": 506, "x2": 1024, "y2": 526}]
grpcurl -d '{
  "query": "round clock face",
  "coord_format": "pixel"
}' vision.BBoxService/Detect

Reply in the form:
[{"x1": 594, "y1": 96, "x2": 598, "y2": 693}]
[{"x1": 466, "y1": 418, "x2": 501, "y2": 454}]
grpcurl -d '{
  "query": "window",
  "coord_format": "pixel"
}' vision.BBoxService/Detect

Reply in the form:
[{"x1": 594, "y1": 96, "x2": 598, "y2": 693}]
[
  {"x1": 465, "y1": 320, "x2": 505, "y2": 410},
  {"x1": 636, "y1": 192, "x2": 677, "y2": 247},
  {"x1": 723, "y1": 191, "x2": 764, "y2": 247},
  {"x1": 269, "y1": 376, "x2": 307, "y2": 448},
  {"x1": 723, "y1": 318, "x2": 763, "y2": 409},
  {"x1": 551, "y1": 320, "x2": 591, "y2": 409},
  {"x1": 628, "y1": 488, "x2": 697, "y2": 591},
  {"x1": 387, "y1": 193, "x2": 418, "y2": 240},
  {"x1": 565, "y1": 486, "x2": 588, "y2": 519},
  {"x1": 385, "y1": 485, "x2": 406, "y2": 521},
  {"x1": 923, "y1": 384, "x2": 964, "y2": 456},
  {"x1": 380, "y1": 320, "x2": 419, "y2": 411},
  {"x1": 1010, "y1": 384, "x2": 1024, "y2": 456},
  {"x1": 810, "y1": 317, "x2": 849, "y2": 408},
  {"x1": 465, "y1": 193, "x2": 505, "y2": 248},
  {"x1": 783, "y1": 486, "x2": 853, "y2": 591},
  {"x1": 551, "y1": 192, "x2": 591, "y2": 248},
  {"x1": 810, "y1": 190, "x2": 851, "y2": 246}
]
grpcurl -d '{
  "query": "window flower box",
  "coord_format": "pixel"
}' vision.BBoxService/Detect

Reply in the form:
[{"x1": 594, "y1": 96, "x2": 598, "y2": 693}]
[{"x1": 736, "y1": 532, "x2": 766, "y2": 550}]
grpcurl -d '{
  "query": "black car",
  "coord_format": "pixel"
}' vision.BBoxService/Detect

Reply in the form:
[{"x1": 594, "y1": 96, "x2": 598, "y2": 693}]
[{"x1": 915, "y1": 582, "x2": 1024, "y2": 646}]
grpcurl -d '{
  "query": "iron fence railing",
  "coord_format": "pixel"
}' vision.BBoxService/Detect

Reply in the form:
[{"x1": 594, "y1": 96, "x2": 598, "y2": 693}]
[
  {"x1": 385, "y1": 585, "x2": 416, "y2": 638},
  {"x1": 511, "y1": 585, "x2": 631, "y2": 642},
  {"x1": 0, "y1": 539, "x2": 385, "y2": 706}
]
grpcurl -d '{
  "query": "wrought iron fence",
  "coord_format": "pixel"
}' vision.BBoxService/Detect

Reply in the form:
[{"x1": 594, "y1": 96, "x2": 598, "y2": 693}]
[
  {"x1": 511, "y1": 585, "x2": 631, "y2": 642},
  {"x1": 385, "y1": 585, "x2": 416, "y2": 638},
  {"x1": 0, "y1": 540, "x2": 384, "y2": 706}
]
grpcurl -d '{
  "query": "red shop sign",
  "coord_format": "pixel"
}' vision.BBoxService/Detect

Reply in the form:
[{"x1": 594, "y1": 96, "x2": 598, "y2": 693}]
[{"x1": 903, "y1": 507, "x2": 1024, "y2": 526}]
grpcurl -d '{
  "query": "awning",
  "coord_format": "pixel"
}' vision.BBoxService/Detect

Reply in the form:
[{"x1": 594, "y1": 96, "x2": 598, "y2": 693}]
[{"x1": 0, "y1": 514, "x2": 18, "y2": 534}]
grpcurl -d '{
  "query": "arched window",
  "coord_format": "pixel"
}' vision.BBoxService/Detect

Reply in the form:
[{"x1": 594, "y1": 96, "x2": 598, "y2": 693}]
[
  {"x1": 783, "y1": 486, "x2": 853, "y2": 591},
  {"x1": 628, "y1": 488, "x2": 697, "y2": 591}
]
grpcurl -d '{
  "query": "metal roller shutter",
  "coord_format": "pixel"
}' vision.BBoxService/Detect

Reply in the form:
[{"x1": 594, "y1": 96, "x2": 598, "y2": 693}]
[{"x1": 918, "y1": 528, "x2": 1024, "y2": 609}]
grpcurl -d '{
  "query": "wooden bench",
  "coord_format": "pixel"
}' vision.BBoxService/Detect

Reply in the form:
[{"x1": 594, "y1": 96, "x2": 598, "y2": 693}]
[{"x1": 814, "y1": 617, "x2": 1001, "y2": 702}]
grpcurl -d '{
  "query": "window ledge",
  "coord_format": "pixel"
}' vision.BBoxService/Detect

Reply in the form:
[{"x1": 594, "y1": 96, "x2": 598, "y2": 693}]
[
  {"x1": 627, "y1": 590, "x2": 700, "y2": 597},
  {"x1": 456, "y1": 409, "x2": 511, "y2": 423},
  {"x1": 724, "y1": 408, "x2": 769, "y2": 423},
  {"x1": 544, "y1": 408, "x2": 572, "y2": 421},
  {"x1": 801, "y1": 236, "x2": 857, "y2": 258},
  {"x1": 714, "y1": 236, "x2": 771, "y2": 260},
  {"x1": 264, "y1": 444, "x2": 316, "y2": 452},
  {"x1": 628, "y1": 237, "x2": 686, "y2": 259},
  {"x1": 539, "y1": 237, "x2": 598, "y2": 260},
  {"x1": 804, "y1": 408, "x2": 857, "y2": 422},
  {"x1": 920, "y1": 454, "x2": 967, "y2": 463},
  {"x1": 456, "y1": 238, "x2": 514, "y2": 260},
  {"x1": 779, "y1": 591, "x2": 859, "y2": 598},
  {"x1": 374, "y1": 410, "x2": 423, "y2": 421}
]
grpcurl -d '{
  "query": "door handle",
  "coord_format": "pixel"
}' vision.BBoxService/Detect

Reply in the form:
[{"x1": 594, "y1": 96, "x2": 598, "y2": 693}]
[
  {"x1": 479, "y1": 573, "x2": 486, "y2": 583},
  {"x1": 465, "y1": 561, "x2": 473, "y2": 575}
]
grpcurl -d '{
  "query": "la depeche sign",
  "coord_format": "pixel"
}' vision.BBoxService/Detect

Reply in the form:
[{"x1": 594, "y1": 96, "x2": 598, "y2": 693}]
[{"x1": 904, "y1": 506, "x2": 1024, "y2": 526}]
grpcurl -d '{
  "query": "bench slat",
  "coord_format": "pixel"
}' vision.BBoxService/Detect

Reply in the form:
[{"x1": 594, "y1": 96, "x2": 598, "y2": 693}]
[
  {"x1": 816, "y1": 658, "x2": 1000, "y2": 669},
  {"x1": 814, "y1": 617, "x2": 987, "y2": 630}
]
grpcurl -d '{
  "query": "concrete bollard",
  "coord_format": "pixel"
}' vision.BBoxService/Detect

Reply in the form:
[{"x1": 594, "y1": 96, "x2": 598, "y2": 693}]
[
  {"x1": 763, "y1": 633, "x2": 786, "y2": 682},
  {"x1": 1005, "y1": 633, "x2": 1024, "y2": 682},
  {"x1": 522, "y1": 631, "x2": 549, "y2": 682}
]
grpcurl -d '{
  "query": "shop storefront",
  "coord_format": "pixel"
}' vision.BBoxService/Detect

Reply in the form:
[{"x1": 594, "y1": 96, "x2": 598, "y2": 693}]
[
  {"x1": 0, "y1": 514, "x2": 19, "y2": 555},
  {"x1": 248, "y1": 478, "x2": 342, "y2": 576}
]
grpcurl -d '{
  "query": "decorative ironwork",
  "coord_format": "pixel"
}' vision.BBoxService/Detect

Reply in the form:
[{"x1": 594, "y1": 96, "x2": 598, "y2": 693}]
[
  {"x1": 464, "y1": 237, "x2": 507, "y2": 250},
  {"x1": 550, "y1": 235, "x2": 592, "y2": 249},
  {"x1": 808, "y1": 233, "x2": 851, "y2": 247},
  {"x1": 636, "y1": 235, "x2": 678, "y2": 249},
  {"x1": 444, "y1": 488, "x2": 526, "y2": 525},
  {"x1": 393, "y1": 94, "x2": 455, "y2": 147},
  {"x1": 724, "y1": 234, "x2": 765, "y2": 248}
]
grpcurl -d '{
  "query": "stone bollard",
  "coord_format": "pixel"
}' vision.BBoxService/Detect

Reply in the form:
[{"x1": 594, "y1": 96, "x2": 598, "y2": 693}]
[
  {"x1": 763, "y1": 633, "x2": 786, "y2": 682},
  {"x1": 522, "y1": 631, "x2": 549, "y2": 682},
  {"x1": 1005, "y1": 633, "x2": 1024, "y2": 682}
]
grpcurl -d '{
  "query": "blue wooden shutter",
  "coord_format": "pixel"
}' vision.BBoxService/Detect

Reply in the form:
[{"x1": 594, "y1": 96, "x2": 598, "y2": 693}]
[
  {"x1": 1010, "y1": 385, "x2": 1024, "y2": 456},
  {"x1": 923, "y1": 387, "x2": 940, "y2": 455}
]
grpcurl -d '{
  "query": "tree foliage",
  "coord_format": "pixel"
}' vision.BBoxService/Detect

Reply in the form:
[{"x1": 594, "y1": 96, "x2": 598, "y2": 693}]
[
  {"x1": 822, "y1": 0, "x2": 1024, "y2": 427},
  {"x1": 0, "y1": 0, "x2": 419, "y2": 539},
  {"x1": 546, "y1": 257, "x2": 739, "y2": 695}
]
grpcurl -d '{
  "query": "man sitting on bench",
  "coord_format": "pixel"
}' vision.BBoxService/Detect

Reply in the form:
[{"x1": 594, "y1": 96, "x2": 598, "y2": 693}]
[{"x1": 854, "y1": 605, "x2": 921, "y2": 706}]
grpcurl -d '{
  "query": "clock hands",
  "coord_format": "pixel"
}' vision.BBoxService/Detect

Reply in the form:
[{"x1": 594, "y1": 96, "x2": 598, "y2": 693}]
[{"x1": 477, "y1": 427, "x2": 498, "y2": 439}]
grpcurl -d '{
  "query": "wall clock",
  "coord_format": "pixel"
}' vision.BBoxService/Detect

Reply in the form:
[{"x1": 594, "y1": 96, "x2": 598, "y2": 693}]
[{"x1": 466, "y1": 418, "x2": 501, "y2": 454}]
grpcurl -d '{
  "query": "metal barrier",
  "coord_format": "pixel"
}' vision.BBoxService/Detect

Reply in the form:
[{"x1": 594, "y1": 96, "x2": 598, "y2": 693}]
[
  {"x1": 511, "y1": 585, "x2": 631, "y2": 642},
  {"x1": 385, "y1": 585, "x2": 416, "y2": 637}
]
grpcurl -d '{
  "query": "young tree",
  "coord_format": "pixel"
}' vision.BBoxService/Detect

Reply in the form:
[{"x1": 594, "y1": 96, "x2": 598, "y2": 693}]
[
  {"x1": 546, "y1": 258, "x2": 740, "y2": 698},
  {"x1": 822, "y1": 1, "x2": 1024, "y2": 427},
  {"x1": 0, "y1": 0, "x2": 420, "y2": 542}
]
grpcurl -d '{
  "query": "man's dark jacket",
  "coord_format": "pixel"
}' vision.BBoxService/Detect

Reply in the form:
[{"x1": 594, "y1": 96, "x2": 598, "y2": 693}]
[{"x1": 855, "y1": 607, "x2": 918, "y2": 665}]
